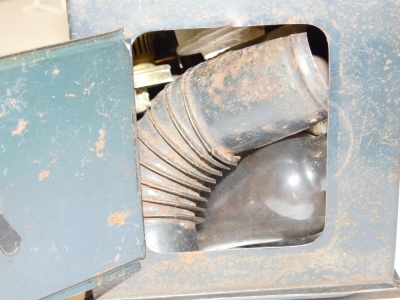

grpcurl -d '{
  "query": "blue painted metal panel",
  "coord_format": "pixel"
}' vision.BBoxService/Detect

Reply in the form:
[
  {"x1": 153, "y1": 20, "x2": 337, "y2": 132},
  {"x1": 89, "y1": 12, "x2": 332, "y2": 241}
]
[
  {"x1": 0, "y1": 31, "x2": 144, "y2": 300},
  {"x1": 67, "y1": 1, "x2": 400, "y2": 299}
]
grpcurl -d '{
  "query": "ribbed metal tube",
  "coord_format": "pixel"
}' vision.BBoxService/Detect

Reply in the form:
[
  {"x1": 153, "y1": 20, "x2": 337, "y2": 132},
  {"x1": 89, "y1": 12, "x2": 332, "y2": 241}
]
[{"x1": 138, "y1": 26, "x2": 329, "y2": 253}]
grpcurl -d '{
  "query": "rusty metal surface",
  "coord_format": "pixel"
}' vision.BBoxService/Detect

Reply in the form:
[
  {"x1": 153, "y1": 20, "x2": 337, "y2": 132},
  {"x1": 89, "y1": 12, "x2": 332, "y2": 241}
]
[
  {"x1": 139, "y1": 140, "x2": 211, "y2": 192},
  {"x1": 139, "y1": 26, "x2": 328, "y2": 255},
  {"x1": 141, "y1": 182, "x2": 207, "y2": 203},
  {"x1": 141, "y1": 184, "x2": 206, "y2": 205},
  {"x1": 148, "y1": 87, "x2": 222, "y2": 175},
  {"x1": 68, "y1": 0, "x2": 400, "y2": 299},
  {"x1": 142, "y1": 201, "x2": 200, "y2": 220},
  {"x1": 183, "y1": 28, "x2": 327, "y2": 161},
  {"x1": 163, "y1": 79, "x2": 231, "y2": 169},
  {"x1": 0, "y1": 31, "x2": 145, "y2": 300},
  {"x1": 140, "y1": 165, "x2": 210, "y2": 197},
  {"x1": 138, "y1": 114, "x2": 216, "y2": 182},
  {"x1": 142, "y1": 197, "x2": 206, "y2": 213}
]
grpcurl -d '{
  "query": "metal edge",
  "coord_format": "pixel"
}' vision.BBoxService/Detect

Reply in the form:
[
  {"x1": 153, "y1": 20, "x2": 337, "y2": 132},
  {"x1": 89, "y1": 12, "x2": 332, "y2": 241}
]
[{"x1": 43, "y1": 261, "x2": 141, "y2": 300}]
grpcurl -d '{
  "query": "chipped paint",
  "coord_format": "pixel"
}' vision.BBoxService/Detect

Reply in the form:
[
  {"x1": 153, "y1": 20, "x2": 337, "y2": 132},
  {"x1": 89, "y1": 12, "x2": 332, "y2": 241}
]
[
  {"x1": 114, "y1": 253, "x2": 121, "y2": 262},
  {"x1": 0, "y1": 30, "x2": 144, "y2": 300},
  {"x1": 11, "y1": 119, "x2": 28, "y2": 136},
  {"x1": 262, "y1": 124, "x2": 275, "y2": 131},
  {"x1": 65, "y1": 93, "x2": 77, "y2": 98},
  {"x1": 32, "y1": 58, "x2": 45, "y2": 66},
  {"x1": 38, "y1": 169, "x2": 50, "y2": 181},
  {"x1": 63, "y1": 2, "x2": 399, "y2": 299},
  {"x1": 388, "y1": 172, "x2": 398, "y2": 183},
  {"x1": 107, "y1": 211, "x2": 130, "y2": 228},
  {"x1": 83, "y1": 82, "x2": 95, "y2": 95},
  {"x1": 49, "y1": 151, "x2": 58, "y2": 164},
  {"x1": 95, "y1": 129, "x2": 106, "y2": 158},
  {"x1": 179, "y1": 251, "x2": 204, "y2": 263},
  {"x1": 53, "y1": 68, "x2": 60, "y2": 75},
  {"x1": 97, "y1": 277, "x2": 103, "y2": 287},
  {"x1": 9, "y1": 98, "x2": 17, "y2": 107}
]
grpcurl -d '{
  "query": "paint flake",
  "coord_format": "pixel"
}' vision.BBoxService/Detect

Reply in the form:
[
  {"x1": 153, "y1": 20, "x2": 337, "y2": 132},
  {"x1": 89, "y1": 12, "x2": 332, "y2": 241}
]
[
  {"x1": 107, "y1": 211, "x2": 130, "y2": 228},
  {"x1": 11, "y1": 119, "x2": 28, "y2": 136},
  {"x1": 38, "y1": 169, "x2": 50, "y2": 181}
]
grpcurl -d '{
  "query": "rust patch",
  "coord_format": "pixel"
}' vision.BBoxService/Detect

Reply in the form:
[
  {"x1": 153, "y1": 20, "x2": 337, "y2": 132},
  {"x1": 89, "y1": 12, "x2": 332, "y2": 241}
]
[
  {"x1": 97, "y1": 277, "x2": 103, "y2": 287},
  {"x1": 388, "y1": 172, "x2": 398, "y2": 183},
  {"x1": 32, "y1": 58, "x2": 43, "y2": 66},
  {"x1": 53, "y1": 68, "x2": 60, "y2": 75},
  {"x1": 65, "y1": 93, "x2": 77, "y2": 98},
  {"x1": 107, "y1": 211, "x2": 130, "y2": 228},
  {"x1": 38, "y1": 169, "x2": 50, "y2": 181},
  {"x1": 179, "y1": 251, "x2": 204, "y2": 263},
  {"x1": 262, "y1": 124, "x2": 275, "y2": 132},
  {"x1": 362, "y1": 201, "x2": 384, "y2": 212},
  {"x1": 9, "y1": 98, "x2": 17, "y2": 107},
  {"x1": 114, "y1": 253, "x2": 121, "y2": 263},
  {"x1": 95, "y1": 129, "x2": 106, "y2": 158},
  {"x1": 11, "y1": 119, "x2": 28, "y2": 136}
]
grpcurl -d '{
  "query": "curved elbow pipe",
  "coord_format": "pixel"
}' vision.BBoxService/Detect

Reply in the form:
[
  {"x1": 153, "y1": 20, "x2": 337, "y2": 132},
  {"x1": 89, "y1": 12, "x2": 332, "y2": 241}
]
[
  {"x1": 197, "y1": 133, "x2": 327, "y2": 251},
  {"x1": 138, "y1": 26, "x2": 329, "y2": 253}
]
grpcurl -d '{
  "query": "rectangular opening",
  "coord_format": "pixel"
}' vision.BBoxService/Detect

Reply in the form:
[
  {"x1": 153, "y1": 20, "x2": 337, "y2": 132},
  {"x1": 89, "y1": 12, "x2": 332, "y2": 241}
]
[{"x1": 134, "y1": 25, "x2": 329, "y2": 253}]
